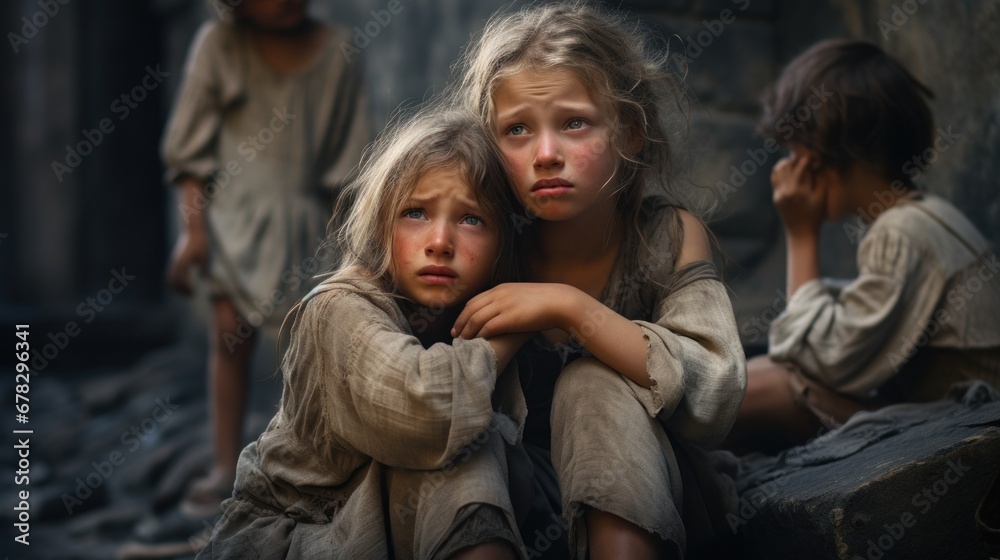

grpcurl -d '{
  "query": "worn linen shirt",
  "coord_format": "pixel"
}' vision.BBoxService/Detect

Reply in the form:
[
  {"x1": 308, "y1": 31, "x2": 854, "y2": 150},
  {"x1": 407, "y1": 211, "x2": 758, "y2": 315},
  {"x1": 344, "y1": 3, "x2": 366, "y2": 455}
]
[
  {"x1": 205, "y1": 275, "x2": 528, "y2": 559},
  {"x1": 536, "y1": 199, "x2": 748, "y2": 556},
  {"x1": 161, "y1": 21, "x2": 369, "y2": 331},
  {"x1": 769, "y1": 193, "x2": 1000, "y2": 399}
]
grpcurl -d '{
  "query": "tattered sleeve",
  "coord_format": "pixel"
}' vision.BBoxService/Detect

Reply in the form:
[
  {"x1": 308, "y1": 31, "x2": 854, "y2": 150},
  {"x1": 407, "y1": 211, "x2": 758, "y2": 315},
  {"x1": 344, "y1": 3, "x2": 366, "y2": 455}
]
[
  {"x1": 631, "y1": 262, "x2": 748, "y2": 446},
  {"x1": 160, "y1": 22, "x2": 242, "y2": 184},
  {"x1": 768, "y1": 227, "x2": 942, "y2": 396},
  {"x1": 287, "y1": 288, "x2": 499, "y2": 471}
]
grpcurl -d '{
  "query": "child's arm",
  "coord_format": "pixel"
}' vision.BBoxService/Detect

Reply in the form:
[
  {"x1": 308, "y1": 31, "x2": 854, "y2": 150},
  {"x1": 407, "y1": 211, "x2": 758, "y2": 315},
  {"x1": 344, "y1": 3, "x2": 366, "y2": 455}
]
[
  {"x1": 288, "y1": 287, "x2": 526, "y2": 470},
  {"x1": 160, "y1": 23, "x2": 233, "y2": 294},
  {"x1": 772, "y1": 151, "x2": 825, "y2": 297},
  {"x1": 453, "y1": 212, "x2": 745, "y2": 444},
  {"x1": 452, "y1": 211, "x2": 714, "y2": 390},
  {"x1": 166, "y1": 177, "x2": 209, "y2": 295},
  {"x1": 768, "y1": 224, "x2": 930, "y2": 396}
]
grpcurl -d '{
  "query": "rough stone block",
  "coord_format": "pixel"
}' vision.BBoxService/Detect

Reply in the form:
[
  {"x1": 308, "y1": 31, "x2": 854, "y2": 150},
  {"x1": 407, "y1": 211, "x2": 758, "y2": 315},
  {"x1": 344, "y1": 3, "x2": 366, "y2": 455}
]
[{"x1": 733, "y1": 389, "x2": 1000, "y2": 559}]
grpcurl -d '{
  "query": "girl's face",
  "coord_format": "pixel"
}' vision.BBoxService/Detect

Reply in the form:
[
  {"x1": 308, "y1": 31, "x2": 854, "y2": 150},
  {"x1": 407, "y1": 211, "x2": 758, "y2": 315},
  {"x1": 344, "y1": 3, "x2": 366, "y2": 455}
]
[
  {"x1": 493, "y1": 68, "x2": 621, "y2": 224},
  {"x1": 391, "y1": 167, "x2": 500, "y2": 309}
]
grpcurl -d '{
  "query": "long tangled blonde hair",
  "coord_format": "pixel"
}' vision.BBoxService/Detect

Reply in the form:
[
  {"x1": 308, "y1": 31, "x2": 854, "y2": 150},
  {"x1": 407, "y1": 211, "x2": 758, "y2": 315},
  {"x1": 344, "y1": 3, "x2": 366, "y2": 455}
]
[
  {"x1": 330, "y1": 103, "x2": 522, "y2": 294},
  {"x1": 455, "y1": 1, "x2": 691, "y2": 228}
]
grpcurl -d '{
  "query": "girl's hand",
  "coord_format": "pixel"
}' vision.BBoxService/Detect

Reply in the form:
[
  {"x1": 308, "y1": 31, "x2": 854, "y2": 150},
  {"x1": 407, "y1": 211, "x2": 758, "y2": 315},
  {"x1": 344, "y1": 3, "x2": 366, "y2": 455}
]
[
  {"x1": 771, "y1": 151, "x2": 827, "y2": 236},
  {"x1": 167, "y1": 229, "x2": 209, "y2": 296},
  {"x1": 451, "y1": 283, "x2": 576, "y2": 339}
]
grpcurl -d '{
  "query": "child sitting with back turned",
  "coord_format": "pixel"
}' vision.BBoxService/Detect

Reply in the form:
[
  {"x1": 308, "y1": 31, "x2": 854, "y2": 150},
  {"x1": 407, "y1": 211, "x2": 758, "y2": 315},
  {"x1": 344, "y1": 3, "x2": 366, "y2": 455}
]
[
  {"x1": 455, "y1": 3, "x2": 747, "y2": 558},
  {"x1": 196, "y1": 107, "x2": 532, "y2": 560},
  {"x1": 725, "y1": 39, "x2": 1000, "y2": 453}
]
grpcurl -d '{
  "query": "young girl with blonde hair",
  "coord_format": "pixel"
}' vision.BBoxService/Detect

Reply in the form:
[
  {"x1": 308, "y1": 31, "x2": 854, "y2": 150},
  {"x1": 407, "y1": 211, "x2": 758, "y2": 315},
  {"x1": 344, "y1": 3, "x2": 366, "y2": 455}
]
[
  {"x1": 454, "y1": 2, "x2": 747, "y2": 558},
  {"x1": 196, "y1": 106, "x2": 536, "y2": 560}
]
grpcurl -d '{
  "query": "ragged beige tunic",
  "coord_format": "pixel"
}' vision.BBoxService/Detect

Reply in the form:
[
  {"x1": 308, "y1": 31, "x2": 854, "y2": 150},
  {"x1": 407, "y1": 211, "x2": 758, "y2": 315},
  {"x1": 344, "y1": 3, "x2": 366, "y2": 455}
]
[
  {"x1": 161, "y1": 21, "x2": 369, "y2": 331},
  {"x1": 769, "y1": 192, "x2": 1000, "y2": 401},
  {"x1": 198, "y1": 276, "x2": 530, "y2": 560},
  {"x1": 530, "y1": 199, "x2": 748, "y2": 558}
]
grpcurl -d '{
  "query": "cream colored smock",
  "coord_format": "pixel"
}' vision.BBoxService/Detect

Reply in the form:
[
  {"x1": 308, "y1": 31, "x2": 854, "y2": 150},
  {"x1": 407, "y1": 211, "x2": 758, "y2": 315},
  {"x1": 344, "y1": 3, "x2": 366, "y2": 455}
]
[
  {"x1": 769, "y1": 193, "x2": 1000, "y2": 401},
  {"x1": 199, "y1": 276, "x2": 529, "y2": 560},
  {"x1": 161, "y1": 21, "x2": 369, "y2": 330},
  {"x1": 527, "y1": 199, "x2": 748, "y2": 558}
]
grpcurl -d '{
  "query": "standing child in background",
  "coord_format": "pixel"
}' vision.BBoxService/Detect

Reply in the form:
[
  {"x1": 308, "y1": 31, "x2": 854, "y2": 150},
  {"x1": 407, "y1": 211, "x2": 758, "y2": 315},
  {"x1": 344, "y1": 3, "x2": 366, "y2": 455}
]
[
  {"x1": 161, "y1": 0, "x2": 369, "y2": 515},
  {"x1": 454, "y1": 3, "x2": 747, "y2": 559},
  {"x1": 197, "y1": 107, "x2": 531, "y2": 560},
  {"x1": 724, "y1": 39, "x2": 1000, "y2": 453}
]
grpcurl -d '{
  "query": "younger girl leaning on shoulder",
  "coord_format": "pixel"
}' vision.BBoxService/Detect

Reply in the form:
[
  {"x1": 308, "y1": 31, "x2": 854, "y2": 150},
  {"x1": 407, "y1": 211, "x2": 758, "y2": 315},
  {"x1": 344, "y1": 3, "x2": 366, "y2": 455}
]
[
  {"x1": 455, "y1": 3, "x2": 747, "y2": 559},
  {"x1": 196, "y1": 107, "x2": 532, "y2": 560},
  {"x1": 726, "y1": 39, "x2": 1000, "y2": 454}
]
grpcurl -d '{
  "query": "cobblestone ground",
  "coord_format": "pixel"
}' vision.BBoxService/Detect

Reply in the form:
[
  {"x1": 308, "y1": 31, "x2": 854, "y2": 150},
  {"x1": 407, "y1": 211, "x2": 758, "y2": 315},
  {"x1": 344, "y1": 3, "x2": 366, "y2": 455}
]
[{"x1": 1, "y1": 340, "x2": 283, "y2": 560}]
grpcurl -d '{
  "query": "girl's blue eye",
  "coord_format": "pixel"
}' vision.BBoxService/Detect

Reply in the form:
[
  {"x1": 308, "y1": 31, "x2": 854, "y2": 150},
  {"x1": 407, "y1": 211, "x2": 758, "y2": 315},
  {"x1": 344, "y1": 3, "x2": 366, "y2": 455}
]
[
  {"x1": 462, "y1": 215, "x2": 485, "y2": 226},
  {"x1": 567, "y1": 118, "x2": 585, "y2": 130},
  {"x1": 403, "y1": 209, "x2": 424, "y2": 219},
  {"x1": 507, "y1": 125, "x2": 526, "y2": 136}
]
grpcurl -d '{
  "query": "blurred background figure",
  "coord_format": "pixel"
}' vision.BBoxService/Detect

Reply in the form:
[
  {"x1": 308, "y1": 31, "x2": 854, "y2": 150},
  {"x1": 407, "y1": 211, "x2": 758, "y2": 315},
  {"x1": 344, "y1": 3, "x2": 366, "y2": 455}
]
[{"x1": 160, "y1": 0, "x2": 367, "y2": 520}]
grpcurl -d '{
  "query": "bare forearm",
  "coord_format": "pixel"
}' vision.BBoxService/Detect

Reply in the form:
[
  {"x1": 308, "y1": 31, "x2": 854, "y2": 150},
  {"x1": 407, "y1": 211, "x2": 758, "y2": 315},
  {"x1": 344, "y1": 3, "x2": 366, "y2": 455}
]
[
  {"x1": 562, "y1": 292, "x2": 650, "y2": 388},
  {"x1": 785, "y1": 230, "x2": 820, "y2": 297},
  {"x1": 177, "y1": 176, "x2": 208, "y2": 232},
  {"x1": 486, "y1": 332, "x2": 532, "y2": 373}
]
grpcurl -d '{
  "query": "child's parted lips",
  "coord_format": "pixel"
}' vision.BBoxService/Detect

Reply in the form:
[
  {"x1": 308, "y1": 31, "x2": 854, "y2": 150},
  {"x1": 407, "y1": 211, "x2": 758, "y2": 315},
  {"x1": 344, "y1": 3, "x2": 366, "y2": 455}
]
[
  {"x1": 531, "y1": 177, "x2": 574, "y2": 191},
  {"x1": 418, "y1": 265, "x2": 458, "y2": 278}
]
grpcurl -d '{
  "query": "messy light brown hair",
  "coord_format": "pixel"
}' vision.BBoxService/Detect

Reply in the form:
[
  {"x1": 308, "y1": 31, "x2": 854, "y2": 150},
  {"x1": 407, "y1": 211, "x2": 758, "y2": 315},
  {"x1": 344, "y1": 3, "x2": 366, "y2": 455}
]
[
  {"x1": 456, "y1": 1, "x2": 689, "y2": 226},
  {"x1": 758, "y1": 39, "x2": 935, "y2": 187},
  {"x1": 332, "y1": 103, "x2": 522, "y2": 294}
]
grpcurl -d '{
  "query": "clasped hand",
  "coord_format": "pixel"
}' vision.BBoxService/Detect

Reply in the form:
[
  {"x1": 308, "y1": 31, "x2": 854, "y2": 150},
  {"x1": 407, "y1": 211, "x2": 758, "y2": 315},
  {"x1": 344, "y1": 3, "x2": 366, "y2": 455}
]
[{"x1": 451, "y1": 283, "x2": 575, "y2": 340}]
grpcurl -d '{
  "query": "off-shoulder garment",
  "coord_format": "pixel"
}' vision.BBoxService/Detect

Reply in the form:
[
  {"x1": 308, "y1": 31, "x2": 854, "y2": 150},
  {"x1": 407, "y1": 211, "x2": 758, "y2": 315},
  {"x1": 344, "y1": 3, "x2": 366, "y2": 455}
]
[{"x1": 524, "y1": 199, "x2": 748, "y2": 557}]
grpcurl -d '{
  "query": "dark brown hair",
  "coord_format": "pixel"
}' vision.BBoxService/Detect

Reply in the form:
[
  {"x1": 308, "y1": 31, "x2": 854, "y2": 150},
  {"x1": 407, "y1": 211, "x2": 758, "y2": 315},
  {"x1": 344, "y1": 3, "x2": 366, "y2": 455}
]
[{"x1": 758, "y1": 39, "x2": 934, "y2": 186}]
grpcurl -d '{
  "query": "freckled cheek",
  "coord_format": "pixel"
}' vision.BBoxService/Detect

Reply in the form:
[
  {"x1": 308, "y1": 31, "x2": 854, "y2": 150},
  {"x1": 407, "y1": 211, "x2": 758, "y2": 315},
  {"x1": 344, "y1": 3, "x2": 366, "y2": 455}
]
[
  {"x1": 391, "y1": 237, "x2": 416, "y2": 276},
  {"x1": 461, "y1": 238, "x2": 498, "y2": 287},
  {"x1": 569, "y1": 140, "x2": 613, "y2": 172}
]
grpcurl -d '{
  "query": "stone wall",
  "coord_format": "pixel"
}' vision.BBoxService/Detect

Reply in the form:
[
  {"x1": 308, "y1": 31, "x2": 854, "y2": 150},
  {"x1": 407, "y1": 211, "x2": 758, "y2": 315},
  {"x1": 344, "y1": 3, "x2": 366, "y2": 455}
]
[
  {"x1": 2, "y1": 0, "x2": 997, "y2": 365},
  {"x1": 623, "y1": 0, "x2": 1000, "y2": 348}
]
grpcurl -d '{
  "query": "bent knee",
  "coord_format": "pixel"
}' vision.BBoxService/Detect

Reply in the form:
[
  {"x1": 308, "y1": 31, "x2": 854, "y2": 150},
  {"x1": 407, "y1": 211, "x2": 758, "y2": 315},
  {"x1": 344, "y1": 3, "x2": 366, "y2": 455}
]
[{"x1": 553, "y1": 357, "x2": 628, "y2": 405}]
